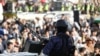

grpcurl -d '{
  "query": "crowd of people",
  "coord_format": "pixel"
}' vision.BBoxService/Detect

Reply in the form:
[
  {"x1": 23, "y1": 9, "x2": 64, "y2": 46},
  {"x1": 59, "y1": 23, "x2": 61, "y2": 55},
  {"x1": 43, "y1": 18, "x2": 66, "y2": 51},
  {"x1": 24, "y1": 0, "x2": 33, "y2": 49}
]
[
  {"x1": 3, "y1": 0, "x2": 100, "y2": 14},
  {"x1": 0, "y1": 0, "x2": 99, "y2": 56},
  {"x1": 0, "y1": 13, "x2": 99, "y2": 56},
  {"x1": 14, "y1": 0, "x2": 100, "y2": 14}
]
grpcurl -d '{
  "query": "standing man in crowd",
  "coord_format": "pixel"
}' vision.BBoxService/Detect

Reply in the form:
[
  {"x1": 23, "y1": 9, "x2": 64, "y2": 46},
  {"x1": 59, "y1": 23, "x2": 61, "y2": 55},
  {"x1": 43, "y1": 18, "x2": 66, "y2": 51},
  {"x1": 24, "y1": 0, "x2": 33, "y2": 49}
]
[{"x1": 40, "y1": 19, "x2": 75, "y2": 56}]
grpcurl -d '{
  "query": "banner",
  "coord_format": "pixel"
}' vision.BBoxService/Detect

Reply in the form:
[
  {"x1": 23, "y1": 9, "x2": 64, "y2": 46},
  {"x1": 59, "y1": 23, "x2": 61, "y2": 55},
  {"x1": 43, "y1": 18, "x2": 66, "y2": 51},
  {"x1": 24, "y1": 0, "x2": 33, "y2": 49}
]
[
  {"x1": 0, "y1": 52, "x2": 38, "y2": 56},
  {"x1": 68, "y1": 0, "x2": 79, "y2": 4},
  {"x1": 17, "y1": 12, "x2": 46, "y2": 20},
  {"x1": 94, "y1": 17, "x2": 100, "y2": 23}
]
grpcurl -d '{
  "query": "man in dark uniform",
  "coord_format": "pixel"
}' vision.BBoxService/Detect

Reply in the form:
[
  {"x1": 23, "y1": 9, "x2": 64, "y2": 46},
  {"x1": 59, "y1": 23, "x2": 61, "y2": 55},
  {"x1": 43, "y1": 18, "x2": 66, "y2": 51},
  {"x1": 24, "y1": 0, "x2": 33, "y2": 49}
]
[{"x1": 40, "y1": 20, "x2": 75, "y2": 56}]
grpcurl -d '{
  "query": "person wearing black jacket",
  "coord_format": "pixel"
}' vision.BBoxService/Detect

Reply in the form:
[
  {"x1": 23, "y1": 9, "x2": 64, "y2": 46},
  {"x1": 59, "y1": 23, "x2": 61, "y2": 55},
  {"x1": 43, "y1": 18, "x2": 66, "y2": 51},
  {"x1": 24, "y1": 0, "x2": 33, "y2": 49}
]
[{"x1": 40, "y1": 19, "x2": 75, "y2": 56}]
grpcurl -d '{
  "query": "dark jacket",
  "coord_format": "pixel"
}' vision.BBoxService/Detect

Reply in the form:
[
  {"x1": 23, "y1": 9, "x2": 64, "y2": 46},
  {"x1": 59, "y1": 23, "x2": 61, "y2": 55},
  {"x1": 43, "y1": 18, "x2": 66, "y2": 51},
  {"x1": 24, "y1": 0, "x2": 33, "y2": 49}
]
[{"x1": 43, "y1": 33, "x2": 75, "y2": 56}]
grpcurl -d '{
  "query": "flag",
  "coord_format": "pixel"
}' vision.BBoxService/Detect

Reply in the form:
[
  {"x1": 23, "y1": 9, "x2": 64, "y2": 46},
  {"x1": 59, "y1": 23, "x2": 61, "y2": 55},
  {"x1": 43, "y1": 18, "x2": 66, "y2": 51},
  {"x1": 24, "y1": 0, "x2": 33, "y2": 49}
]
[
  {"x1": 41, "y1": 0, "x2": 46, "y2": 3},
  {"x1": 94, "y1": 17, "x2": 100, "y2": 23}
]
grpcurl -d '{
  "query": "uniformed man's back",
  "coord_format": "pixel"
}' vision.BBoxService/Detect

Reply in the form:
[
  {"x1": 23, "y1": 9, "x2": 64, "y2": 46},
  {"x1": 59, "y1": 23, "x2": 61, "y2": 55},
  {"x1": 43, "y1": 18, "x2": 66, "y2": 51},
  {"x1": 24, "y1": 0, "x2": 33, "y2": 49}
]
[{"x1": 40, "y1": 19, "x2": 75, "y2": 56}]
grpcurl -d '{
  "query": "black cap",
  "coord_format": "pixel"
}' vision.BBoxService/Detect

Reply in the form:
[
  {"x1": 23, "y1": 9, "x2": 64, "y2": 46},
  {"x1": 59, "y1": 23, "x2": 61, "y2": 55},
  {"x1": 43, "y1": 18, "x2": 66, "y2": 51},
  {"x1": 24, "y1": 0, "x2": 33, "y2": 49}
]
[{"x1": 56, "y1": 20, "x2": 68, "y2": 28}]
